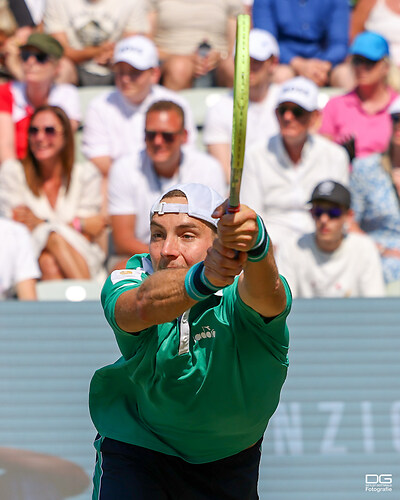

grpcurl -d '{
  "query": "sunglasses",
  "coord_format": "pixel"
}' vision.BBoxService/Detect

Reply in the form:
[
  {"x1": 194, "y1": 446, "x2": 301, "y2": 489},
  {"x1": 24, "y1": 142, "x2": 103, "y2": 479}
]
[
  {"x1": 351, "y1": 55, "x2": 379, "y2": 69},
  {"x1": 277, "y1": 105, "x2": 307, "y2": 119},
  {"x1": 28, "y1": 126, "x2": 63, "y2": 137},
  {"x1": 21, "y1": 50, "x2": 50, "y2": 64},
  {"x1": 145, "y1": 129, "x2": 182, "y2": 143},
  {"x1": 311, "y1": 206, "x2": 344, "y2": 219},
  {"x1": 391, "y1": 114, "x2": 400, "y2": 124}
]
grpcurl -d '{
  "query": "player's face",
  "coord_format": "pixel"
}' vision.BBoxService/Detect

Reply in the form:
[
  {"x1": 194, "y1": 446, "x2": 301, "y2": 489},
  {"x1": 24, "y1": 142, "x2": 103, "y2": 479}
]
[
  {"x1": 114, "y1": 62, "x2": 160, "y2": 104},
  {"x1": 150, "y1": 197, "x2": 215, "y2": 271},
  {"x1": 28, "y1": 110, "x2": 65, "y2": 163},
  {"x1": 312, "y1": 201, "x2": 348, "y2": 250},
  {"x1": 145, "y1": 110, "x2": 187, "y2": 175},
  {"x1": 22, "y1": 48, "x2": 59, "y2": 84}
]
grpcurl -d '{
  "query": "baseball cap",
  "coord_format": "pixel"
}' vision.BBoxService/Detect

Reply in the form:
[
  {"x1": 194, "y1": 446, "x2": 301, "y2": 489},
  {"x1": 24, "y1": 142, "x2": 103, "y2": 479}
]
[
  {"x1": 388, "y1": 96, "x2": 400, "y2": 115},
  {"x1": 349, "y1": 31, "x2": 389, "y2": 61},
  {"x1": 309, "y1": 181, "x2": 351, "y2": 209},
  {"x1": 249, "y1": 29, "x2": 279, "y2": 61},
  {"x1": 21, "y1": 33, "x2": 64, "y2": 59},
  {"x1": 277, "y1": 76, "x2": 319, "y2": 111},
  {"x1": 113, "y1": 36, "x2": 159, "y2": 70},
  {"x1": 150, "y1": 183, "x2": 224, "y2": 228}
]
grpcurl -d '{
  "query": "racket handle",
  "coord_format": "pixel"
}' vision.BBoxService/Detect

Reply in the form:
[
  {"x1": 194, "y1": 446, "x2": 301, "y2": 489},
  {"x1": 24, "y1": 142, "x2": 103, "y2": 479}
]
[{"x1": 227, "y1": 203, "x2": 240, "y2": 214}]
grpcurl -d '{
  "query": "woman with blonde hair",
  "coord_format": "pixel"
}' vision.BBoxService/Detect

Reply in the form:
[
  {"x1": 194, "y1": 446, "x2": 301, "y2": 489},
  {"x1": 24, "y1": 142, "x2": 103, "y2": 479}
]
[
  {"x1": 0, "y1": 105, "x2": 106, "y2": 280},
  {"x1": 349, "y1": 96, "x2": 400, "y2": 291}
]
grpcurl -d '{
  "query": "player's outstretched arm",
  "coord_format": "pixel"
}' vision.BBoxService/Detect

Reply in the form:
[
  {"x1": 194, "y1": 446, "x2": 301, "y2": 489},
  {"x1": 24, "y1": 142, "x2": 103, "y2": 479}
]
[
  {"x1": 115, "y1": 268, "x2": 195, "y2": 333},
  {"x1": 115, "y1": 250, "x2": 245, "y2": 333},
  {"x1": 211, "y1": 202, "x2": 287, "y2": 318}
]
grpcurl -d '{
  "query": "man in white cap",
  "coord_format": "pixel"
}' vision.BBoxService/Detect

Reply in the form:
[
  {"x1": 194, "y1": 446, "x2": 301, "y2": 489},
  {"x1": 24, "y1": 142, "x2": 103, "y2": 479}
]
[
  {"x1": 203, "y1": 28, "x2": 281, "y2": 180},
  {"x1": 241, "y1": 76, "x2": 349, "y2": 256},
  {"x1": 108, "y1": 100, "x2": 226, "y2": 269},
  {"x1": 82, "y1": 35, "x2": 197, "y2": 181},
  {"x1": 89, "y1": 182, "x2": 291, "y2": 500},
  {"x1": 278, "y1": 180, "x2": 385, "y2": 297}
]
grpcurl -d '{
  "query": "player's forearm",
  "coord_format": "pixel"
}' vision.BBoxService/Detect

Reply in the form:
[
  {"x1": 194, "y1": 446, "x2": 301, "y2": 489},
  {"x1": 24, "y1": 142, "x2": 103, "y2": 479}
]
[
  {"x1": 239, "y1": 240, "x2": 287, "y2": 318},
  {"x1": 115, "y1": 268, "x2": 196, "y2": 331}
]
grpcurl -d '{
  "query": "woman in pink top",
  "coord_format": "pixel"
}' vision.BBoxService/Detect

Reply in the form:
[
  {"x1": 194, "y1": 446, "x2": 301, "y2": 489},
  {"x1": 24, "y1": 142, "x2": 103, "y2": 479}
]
[{"x1": 320, "y1": 31, "x2": 399, "y2": 159}]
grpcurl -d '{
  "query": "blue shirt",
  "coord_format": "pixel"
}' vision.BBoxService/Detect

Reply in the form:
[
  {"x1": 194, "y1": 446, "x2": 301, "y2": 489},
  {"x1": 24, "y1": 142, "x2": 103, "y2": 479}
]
[{"x1": 252, "y1": 0, "x2": 350, "y2": 66}]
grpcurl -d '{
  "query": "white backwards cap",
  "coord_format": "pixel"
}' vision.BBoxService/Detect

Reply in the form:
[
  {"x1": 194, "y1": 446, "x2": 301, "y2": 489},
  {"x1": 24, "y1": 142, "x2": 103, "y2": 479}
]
[{"x1": 150, "y1": 183, "x2": 224, "y2": 228}]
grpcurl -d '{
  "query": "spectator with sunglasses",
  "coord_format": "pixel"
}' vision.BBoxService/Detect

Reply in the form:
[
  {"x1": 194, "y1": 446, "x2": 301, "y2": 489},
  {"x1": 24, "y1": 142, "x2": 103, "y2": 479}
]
[
  {"x1": 0, "y1": 33, "x2": 80, "y2": 164},
  {"x1": 351, "y1": 0, "x2": 400, "y2": 84},
  {"x1": 107, "y1": 100, "x2": 226, "y2": 270},
  {"x1": 82, "y1": 36, "x2": 197, "y2": 182},
  {"x1": 320, "y1": 32, "x2": 399, "y2": 160},
  {"x1": 0, "y1": 105, "x2": 106, "y2": 281},
  {"x1": 349, "y1": 96, "x2": 400, "y2": 293},
  {"x1": 277, "y1": 180, "x2": 385, "y2": 298},
  {"x1": 240, "y1": 76, "x2": 349, "y2": 257}
]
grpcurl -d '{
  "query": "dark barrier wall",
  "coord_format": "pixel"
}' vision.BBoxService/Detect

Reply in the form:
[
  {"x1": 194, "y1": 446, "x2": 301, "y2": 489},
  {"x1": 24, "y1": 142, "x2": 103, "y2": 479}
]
[{"x1": 0, "y1": 299, "x2": 399, "y2": 500}]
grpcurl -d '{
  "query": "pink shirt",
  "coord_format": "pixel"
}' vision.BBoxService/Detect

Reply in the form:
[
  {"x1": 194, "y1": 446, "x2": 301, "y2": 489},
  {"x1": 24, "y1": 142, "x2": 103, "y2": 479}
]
[{"x1": 319, "y1": 88, "x2": 399, "y2": 158}]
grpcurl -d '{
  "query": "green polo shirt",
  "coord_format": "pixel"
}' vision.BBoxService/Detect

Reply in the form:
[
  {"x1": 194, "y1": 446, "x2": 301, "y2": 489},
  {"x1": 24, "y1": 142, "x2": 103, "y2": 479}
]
[{"x1": 89, "y1": 253, "x2": 291, "y2": 464}]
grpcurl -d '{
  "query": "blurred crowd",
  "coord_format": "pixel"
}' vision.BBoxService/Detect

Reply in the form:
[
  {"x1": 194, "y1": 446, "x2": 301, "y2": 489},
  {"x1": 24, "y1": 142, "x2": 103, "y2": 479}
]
[{"x1": 1, "y1": 0, "x2": 400, "y2": 300}]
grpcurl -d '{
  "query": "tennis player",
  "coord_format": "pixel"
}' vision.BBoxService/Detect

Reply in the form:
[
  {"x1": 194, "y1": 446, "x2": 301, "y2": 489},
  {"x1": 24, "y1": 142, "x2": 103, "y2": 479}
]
[{"x1": 89, "y1": 183, "x2": 291, "y2": 499}]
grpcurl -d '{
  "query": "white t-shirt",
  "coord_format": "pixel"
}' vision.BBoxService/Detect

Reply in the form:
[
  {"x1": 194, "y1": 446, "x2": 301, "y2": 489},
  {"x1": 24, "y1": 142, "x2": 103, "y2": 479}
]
[
  {"x1": 44, "y1": 0, "x2": 149, "y2": 75},
  {"x1": 108, "y1": 148, "x2": 227, "y2": 243},
  {"x1": 0, "y1": 218, "x2": 40, "y2": 299},
  {"x1": 82, "y1": 85, "x2": 198, "y2": 161},
  {"x1": 203, "y1": 84, "x2": 280, "y2": 147},
  {"x1": 278, "y1": 232, "x2": 386, "y2": 298},
  {"x1": 240, "y1": 133, "x2": 349, "y2": 253}
]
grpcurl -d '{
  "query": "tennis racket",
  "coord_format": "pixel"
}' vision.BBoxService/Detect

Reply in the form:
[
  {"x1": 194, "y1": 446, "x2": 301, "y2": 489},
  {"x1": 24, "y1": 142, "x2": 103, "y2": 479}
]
[{"x1": 228, "y1": 14, "x2": 250, "y2": 213}]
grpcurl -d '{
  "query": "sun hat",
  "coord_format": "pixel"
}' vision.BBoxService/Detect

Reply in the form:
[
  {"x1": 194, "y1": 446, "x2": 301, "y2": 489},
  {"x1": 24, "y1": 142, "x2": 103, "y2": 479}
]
[
  {"x1": 277, "y1": 76, "x2": 319, "y2": 112},
  {"x1": 249, "y1": 28, "x2": 279, "y2": 61},
  {"x1": 150, "y1": 183, "x2": 224, "y2": 228},
  {"x1": 21, "y1": 33, "x2": 64, "y2": 59},
  {"x1": 349, "y1": 31, "x2": 389, "y2": 61},
  {"x1": 113, "y1": 35, "x2": 159, "y2": 70},
  {"x1": 309, "y1": 180, "x2": 351, "y2": 209}
]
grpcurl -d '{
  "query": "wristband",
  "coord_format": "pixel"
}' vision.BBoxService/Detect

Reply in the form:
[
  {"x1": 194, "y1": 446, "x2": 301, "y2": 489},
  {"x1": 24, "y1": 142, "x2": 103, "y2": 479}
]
[
  {"x1": 72, "y1": 217, "x2": 82, "y2": 232},
  {"x1": 247, "y1": 215, "x2": 270, "y2": 262},
  {"x1": 184, "y1": 261, "x2": 223, "y2": 301}
]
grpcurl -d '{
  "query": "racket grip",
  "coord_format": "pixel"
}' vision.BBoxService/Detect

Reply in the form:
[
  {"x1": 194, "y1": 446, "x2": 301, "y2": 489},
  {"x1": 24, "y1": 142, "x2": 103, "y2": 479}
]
[{"x1": 227, "y1": 203, "x2": 240, "y2": 214}]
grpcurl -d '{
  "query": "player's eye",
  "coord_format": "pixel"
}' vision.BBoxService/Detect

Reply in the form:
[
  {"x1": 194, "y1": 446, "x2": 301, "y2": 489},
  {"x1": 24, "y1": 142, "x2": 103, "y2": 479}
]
[
  {"x1": 151, "y1": 231, "x2": 164, "y2": 241},
  {"x1": 181, "y1": 233, "x2": 195, "y2": 240}
]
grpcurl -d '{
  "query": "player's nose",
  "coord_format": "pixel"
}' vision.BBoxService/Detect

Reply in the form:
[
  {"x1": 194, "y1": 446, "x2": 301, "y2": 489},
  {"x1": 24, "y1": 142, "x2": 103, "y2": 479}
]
[{"x1": 160, "y1": 236, "x2": 179, "y2": 257}]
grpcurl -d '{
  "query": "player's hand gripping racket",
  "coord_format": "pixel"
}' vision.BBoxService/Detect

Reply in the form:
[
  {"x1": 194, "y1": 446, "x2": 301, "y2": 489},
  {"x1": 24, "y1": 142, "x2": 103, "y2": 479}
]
[{"x1": 228, "y1": 14, "x2": 250, "y2": 214}]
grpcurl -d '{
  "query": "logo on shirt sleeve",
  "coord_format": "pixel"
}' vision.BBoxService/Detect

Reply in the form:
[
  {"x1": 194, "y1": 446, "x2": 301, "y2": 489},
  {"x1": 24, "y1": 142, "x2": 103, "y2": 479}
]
[{"x1": 111, "y1": 268, "x2": 145, "y2": 284}]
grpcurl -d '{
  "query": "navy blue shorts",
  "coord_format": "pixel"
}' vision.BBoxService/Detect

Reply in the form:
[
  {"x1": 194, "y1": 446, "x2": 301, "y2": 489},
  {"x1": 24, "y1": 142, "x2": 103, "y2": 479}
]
[{"x1": 92, "y1": 435, "x2": 263, "y2": 500}]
